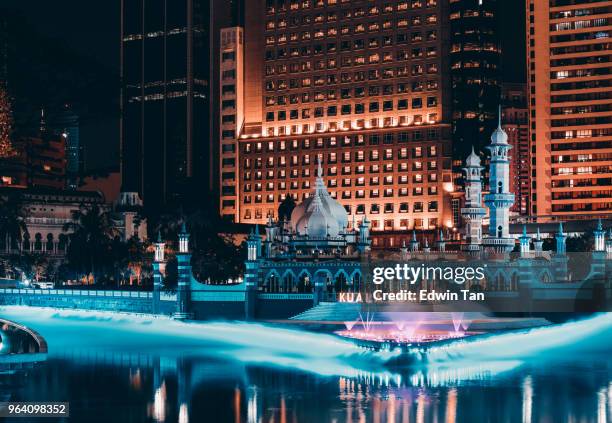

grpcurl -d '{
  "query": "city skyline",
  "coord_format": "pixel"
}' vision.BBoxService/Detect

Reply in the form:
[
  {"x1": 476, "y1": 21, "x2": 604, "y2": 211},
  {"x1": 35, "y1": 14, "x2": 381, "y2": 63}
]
[{"x1": 0, "y1": 0, "x2": 609, "y2": 227}]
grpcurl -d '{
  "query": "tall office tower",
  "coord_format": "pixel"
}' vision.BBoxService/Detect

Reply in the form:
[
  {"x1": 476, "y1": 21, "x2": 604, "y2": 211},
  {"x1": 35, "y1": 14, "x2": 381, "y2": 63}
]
[
  {"x1": 527, "y1": 0, "x2": 611, "y2": 220},
  {"x1": 51, "y1": 105, "x2": 80, "y2": 190},
  {"x1": 121, "y1": 0, "x2": 236, "y2": 211},
  {"x1": 502, "y1": 83, "x2": 529, "y2": 216},
  {"x1": 219, "y1": 27, "x2": 244, "y2": 221},
  {"x1": 449, "y1": 0, "x2": 501, "y2": 172},
  {"x1": 223, "y1": 0, "x2": 455, "y2": 232}
]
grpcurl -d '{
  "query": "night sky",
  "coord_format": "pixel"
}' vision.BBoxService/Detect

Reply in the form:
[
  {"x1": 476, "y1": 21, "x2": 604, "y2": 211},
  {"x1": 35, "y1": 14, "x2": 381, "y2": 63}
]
[
  {"x1": 7, "y1": 0, "x2": 120, "y2": 71},
  {"x1": 4, "y1": 0, "x2": 526, "y2": 171}
]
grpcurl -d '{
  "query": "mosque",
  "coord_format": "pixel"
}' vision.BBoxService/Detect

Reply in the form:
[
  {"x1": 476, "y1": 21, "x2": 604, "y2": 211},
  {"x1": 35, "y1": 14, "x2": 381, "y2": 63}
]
[
  {"x1": 240, "y1": 114, "x2": 612, "y2": 300},
  {"x1": 149, "y1": 116, "x2": 611, "y2": 319}
]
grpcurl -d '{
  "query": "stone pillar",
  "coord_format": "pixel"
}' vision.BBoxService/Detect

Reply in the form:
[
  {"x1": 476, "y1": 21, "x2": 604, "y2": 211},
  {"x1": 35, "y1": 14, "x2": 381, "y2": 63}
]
[
  {"x1": 409, "y1": 230, "x2": 419, "y2": 252},
  {"x1": 244, "y1": 280, "x2": 257, "y2": 320},
  {"x1": 593, "y1": 219, "x2": 605, "y2": 252},
  {"x1": 422, "y1": 237, "x2": 430, "y2": 253},
  {"x1": 517, "y1": 257, "x2": 534, "y2": 313},
  {"x1": 244, "y1": 230, "x2": 261, "y2": 320},
  {"x1": 313, "y1": 273, "x2": 326, "y2": 306},
  {"x1": 436, "y1": 230, "x2": 446, "y2": 253},
  {"x1": 519, "y1": 225, "x2": 531, "y2": 256},
  {"x1": 533, "y1": 227, "x2": 544, "y2": 256},
  {"x1": 400, "y1": 240, "x2": 408, "y2": 260},
  {"x1": 590, "y1": 251, "x2": 606, "y2": 282},
  {"x1": 551, "y1": 223, "x2": 569, "y2": 282},
  {"x1": 152, "y1": 262, "x2": 163, "y2": 315},
  {"x1": 174, "y1": 225, "x2": 193, "y2": 320}
]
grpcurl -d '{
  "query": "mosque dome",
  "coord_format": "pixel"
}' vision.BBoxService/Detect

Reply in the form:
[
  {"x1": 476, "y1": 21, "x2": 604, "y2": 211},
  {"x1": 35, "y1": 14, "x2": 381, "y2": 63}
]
[
  {"x1": 490, "y1": 125, "x2": 509, "y2": 145},
  {"x1": 290, "y1": 160, "x2": 348, "y2": 236},
  {"x1": 295, "y1": 195, "x2": 340, "y2": 238},
  {"x1": 465, "y1": 147, "x2": 481, "y2": 167}
]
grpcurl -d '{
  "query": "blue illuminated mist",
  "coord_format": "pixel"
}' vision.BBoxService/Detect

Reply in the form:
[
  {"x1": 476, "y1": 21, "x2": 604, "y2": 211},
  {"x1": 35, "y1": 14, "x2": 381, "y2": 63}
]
[
  {"x1": 1, "y1": 306, "x2": 610, "y2": 385},
  {"x1": 0, "y1": 307, "x2": 399, "y2": 378}
]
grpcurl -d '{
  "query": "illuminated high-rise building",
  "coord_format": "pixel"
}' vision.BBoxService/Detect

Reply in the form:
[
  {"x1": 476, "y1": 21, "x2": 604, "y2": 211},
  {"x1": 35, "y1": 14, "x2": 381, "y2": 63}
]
[
  {"x1": 120, "y1": 0, "x2": 238, "y2": 211},
  {"x1": 527, "y1": 0, "x2": 611, "y2": 220},
  {"x1": 449, "y1": 0, "x2": 501, "y2": 173},
  {"x1": 502, "y1": 83, "x2": 529, "y2": 215},
  {"x1": 221, "y1": 0, "x2": 455, "y2": 234}
]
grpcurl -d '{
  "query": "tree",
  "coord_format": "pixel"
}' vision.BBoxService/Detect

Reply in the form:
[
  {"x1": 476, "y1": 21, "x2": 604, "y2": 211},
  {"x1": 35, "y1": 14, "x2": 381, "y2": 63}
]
[
  {"x1": 156, "y1": 209, "x2": 246, "y2": 285},
  {"x1": 0, "y1": 83, "x2": 16, "y2": 158},
  {"x1": 0, "y1": 194, "x2": 27, "y2": 249},
  {"x1": 111, "y1": 235, "x2": 150, "y2": 286},
  {"x1": 63, "y1": 204, "x2": 116, "y2": 283}
]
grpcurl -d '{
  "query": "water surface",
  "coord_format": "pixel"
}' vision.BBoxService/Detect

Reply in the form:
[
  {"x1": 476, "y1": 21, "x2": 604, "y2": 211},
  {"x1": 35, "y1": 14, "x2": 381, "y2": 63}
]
[{"x1": 1, "y1": 307, "x2": 610, "y2": 423}]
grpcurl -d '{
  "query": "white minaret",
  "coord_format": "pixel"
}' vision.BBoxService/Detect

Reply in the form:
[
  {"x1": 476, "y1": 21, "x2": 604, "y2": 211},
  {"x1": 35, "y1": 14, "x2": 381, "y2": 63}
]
[
  {"x1": 483, "y1": 106, "x2": 515, "y2": 253},
  {"x1": 461, "y1": 147, "x2": 486, "y2": 252}
]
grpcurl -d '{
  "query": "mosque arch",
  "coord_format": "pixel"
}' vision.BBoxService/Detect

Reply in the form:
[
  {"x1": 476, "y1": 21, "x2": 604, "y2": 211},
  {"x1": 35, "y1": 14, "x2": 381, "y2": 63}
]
[
  {"x1": 539, "y1": 270, "x2": 554, "y2": 284},
  {"x1": 264, "y1": 270, "x2": 282, "y2": 293},
  {"x1": 297, "y1": 270, "x2": 313, "y2": 293},
  {"x1": 281, "y1": 270, "x2": 297, "y2": 293},
  {"x1": 58, "y1": 234, "x2": 68, "y2": 252},
  {"x1": 314, "y1": 269, "x2": 334, "y2": 292},
  {"x1": 510, "y1": 272, "x2": 520, "y2": 291},
  {"x1": 34, "y1": 233, "x2": 43, "y2": 251},
  {"x1": 349, "y1": 269, "x2": 363, "y2": 292},
  {"x1": 334, "y1": 269, "x2": 350, "y2": 292},
  {"x1": 491, "y1": 270, "x2": 507, "y2": 291},
  {"x1": 46, "y1": 233, "x2": 54, "y2": 252},
  {"x1": 22, "y1": 233, "x2": 30, "y2": 251}
]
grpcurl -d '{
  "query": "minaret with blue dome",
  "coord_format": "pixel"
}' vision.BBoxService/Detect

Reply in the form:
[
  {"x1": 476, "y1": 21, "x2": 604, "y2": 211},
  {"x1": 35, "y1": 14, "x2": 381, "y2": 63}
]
[
  {"x1": 482, "y1": 106, "x2": 515, "y2": 253},
  {"x1": 460, "y1": 146, "x2": 486, "y2": 252}
]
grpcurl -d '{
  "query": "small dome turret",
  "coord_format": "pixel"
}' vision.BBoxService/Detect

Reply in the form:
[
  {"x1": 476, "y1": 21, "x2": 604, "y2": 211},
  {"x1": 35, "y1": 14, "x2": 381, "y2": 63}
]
[
  {"x1": 490, "y1": 105, "x2": 509, "y2": 145},
  {"x1": 465, "y1": 146, "x2": 481, "y2": 167}
]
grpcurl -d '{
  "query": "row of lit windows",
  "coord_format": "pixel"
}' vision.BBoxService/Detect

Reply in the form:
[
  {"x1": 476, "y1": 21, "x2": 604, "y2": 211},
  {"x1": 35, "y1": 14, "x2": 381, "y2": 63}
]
[
  {"x1": 266, "y1": 74, "x2": 437, "y2": 92},
  {"x1": 265, "y1": 34, "x2": 437, "y2": 60},
  {"x1": 449, "y1": 10, "x2": 494, "y2": 20},
  {"x1": 266, "y1": 0, "x2": 438, "y2": 15},
  {"x1": 267, "y1": 67, "x2": 437, "y2": 89},
  {"x1": 244, "y1": 170, "x2": 441, "y2": 183},
  {"x1": 265, "y1": 99, "x2": 438, "y2": 121},
  {"x1": 245, "y1": 153, "x2": 439, "y2": 168},
  {"x1": 243, "y1": 132, "x2": 441, "y2": 152},
  {"x1": 264, "y1": 87, "x2": 438, "y2": 107},
  {"x1": 261, "y1": 114, "x2": 439, "y2": 135},
  {"x1": 552, "y1": 18, "x2": 609, "y2": 32},
  {"x1": 264, "y1": 39, "x2": 437, "y2": 64},
  {"x1": 264, "y1": 81, "x2": 439, "y2": 103},
  {"x1": 245, "y1": 177, "x2": 441, "y2": 190},
  {"x1": 265, "y1": 84, "x2": 439, "y2": 103},
  {"x1": 266, "y1": 16, "x2": 437, "y2": 35},
  {"x1": 265, "y1": 55, "x2": 438, "y2": 78},
  {"x1": 266, "y1": 13, "x2": 437, "y2": 32},
  {"x1": 245, "y1": 192, "x2": 439, "y2": 210}
]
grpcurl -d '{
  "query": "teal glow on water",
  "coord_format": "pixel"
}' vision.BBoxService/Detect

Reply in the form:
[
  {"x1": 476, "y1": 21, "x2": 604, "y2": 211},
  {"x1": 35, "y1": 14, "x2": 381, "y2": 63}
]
[{"x1": 1, "y1": 307, "x2": 611, "y2": 423}]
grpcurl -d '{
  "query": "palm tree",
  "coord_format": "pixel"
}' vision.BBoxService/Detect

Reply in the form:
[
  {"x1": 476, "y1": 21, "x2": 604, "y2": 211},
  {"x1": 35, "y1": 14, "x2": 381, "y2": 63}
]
[
  {"x1": 63, "y1": 203, "x2": 116, "y2": 283},
  {"x1": 0, "y1": 195, "x2": 27, "y2": 251}
]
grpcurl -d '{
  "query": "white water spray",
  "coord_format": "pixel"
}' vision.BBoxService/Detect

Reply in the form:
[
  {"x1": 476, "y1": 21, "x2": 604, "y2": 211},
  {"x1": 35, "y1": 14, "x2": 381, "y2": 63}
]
[
  {"x1": 426, "y1": 313, "x2": 612, "y2": 364},
  {"x1": 0, "y1": 306, "x2": 399, "y2": 378}
]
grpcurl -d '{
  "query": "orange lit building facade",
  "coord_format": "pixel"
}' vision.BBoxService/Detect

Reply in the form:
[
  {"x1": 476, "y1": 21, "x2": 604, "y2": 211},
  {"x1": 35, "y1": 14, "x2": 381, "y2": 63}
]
[
  {"x1": 527, "y1": 0, "x2": 612, "y2": 220},
  {"x1": 502, "y1": 83, "x2": 530, "y2": 216},
  {"x1": 220, "y1": 0, "x2": 455, "y2": 232}
]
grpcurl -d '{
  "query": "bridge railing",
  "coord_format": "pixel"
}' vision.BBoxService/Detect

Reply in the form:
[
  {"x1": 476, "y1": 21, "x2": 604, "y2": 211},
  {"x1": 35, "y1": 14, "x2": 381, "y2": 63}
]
[
  {"x1": 257, "y1": 293, "x2": 314, "y2": 300},
  {"x1": 0, "y1": 288, "x2": 152, "y2": 299}
]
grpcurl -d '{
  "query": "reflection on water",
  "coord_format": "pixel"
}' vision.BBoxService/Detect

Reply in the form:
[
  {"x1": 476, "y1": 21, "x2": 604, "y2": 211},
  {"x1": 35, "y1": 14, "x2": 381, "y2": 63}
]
[
  {"x1": 1, "y1": 351, "x2": 610, "y2": 423},
  {"x1": 0, "y1": 308, "x2": 610, "y2": 422}
]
